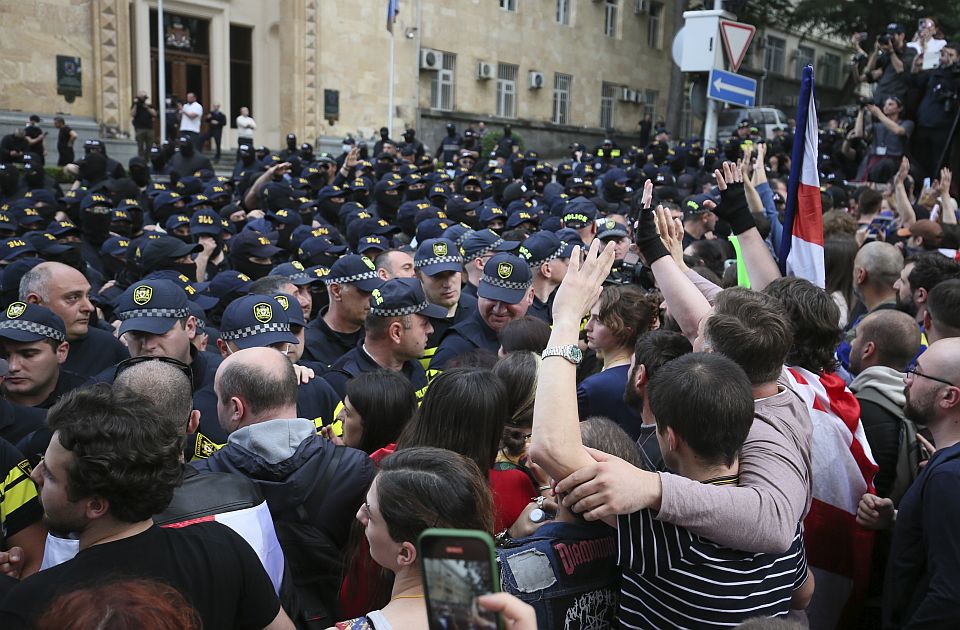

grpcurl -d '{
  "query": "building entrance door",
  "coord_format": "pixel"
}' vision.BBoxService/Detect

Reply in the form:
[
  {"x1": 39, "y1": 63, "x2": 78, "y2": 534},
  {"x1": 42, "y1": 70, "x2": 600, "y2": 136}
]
[{"x1": 149, "y1": 10, "x2": 211, "y2": 144}]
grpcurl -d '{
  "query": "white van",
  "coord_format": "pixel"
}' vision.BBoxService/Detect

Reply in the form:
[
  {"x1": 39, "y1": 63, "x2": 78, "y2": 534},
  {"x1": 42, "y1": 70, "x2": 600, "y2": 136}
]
[{"x1": 716, "y1": 107, "x2": 789, "y2": 143}]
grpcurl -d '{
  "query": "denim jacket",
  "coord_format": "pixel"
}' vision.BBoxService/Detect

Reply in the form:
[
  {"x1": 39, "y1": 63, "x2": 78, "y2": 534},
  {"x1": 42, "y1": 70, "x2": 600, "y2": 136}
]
[{"x1": 498, "y1": 520, "x2": 618, "y2": 630}]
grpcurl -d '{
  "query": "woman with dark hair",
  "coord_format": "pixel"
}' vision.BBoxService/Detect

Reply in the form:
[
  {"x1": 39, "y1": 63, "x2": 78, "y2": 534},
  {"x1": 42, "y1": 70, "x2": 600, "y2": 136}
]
[
  {"x1": 577, "y1": 284, "x2": 660, "y2": 440},
  {"x1": 335, "y1": 447, "x2": 495, "y2": 630},
  {"x1": 764, "y1": 277, "x2": 843, "y2": 375},
  {"x1": 492, "y1": 351, "x2": 539, "y2": 470},
  {"x1": 824, "y1": 233, "x2": 858, "y2": 328},
  {"x1": 498, "y1": 316, "x2": 551, "y2": 356},
  {"x1": 323, "y1": 371, "x2": 417, "y2": 462},
  {"x1": 397, "y1": 367, "x2": 537, "y2": 532}
]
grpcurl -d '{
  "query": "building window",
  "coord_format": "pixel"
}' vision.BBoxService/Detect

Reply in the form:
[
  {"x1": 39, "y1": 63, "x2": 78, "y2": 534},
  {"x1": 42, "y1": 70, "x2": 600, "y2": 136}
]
[
  {"x1": 229, "y1": 24, "x2": 253, "y2": 130},
  {"x1": 643, "y1": 89, "x2": 659, "y2": 121},
  {"x1": 600, "y1": 81, "x2": 616, "y2": 130},
  {"x1": 764, "y1": 35, "x2": 786, "y2": 75},
  {"x1": 556, "y1": 0, "x2": 570, "y2": 25},
  {"x1": 500, "y1": 0, "x2": 517, "y2": 11},
  {"x1": 796, "y1": 45, "x2": 815, "y2": 79},
  {"x1": 496, "y1": 63, "x2": 518, "y2": 118},
  {"x1": 430, "y1": 52, "x2": 455, "y2": 112},
  {"x1": 604, "y1": 0, "x2": 619, "y2": 38},
  {"x1": 553, "y1": 73, "x2": 571, "y2": 125},
  {"x1": 821, "y1": 52, "x2": 841, "y2": 88},
  {"x1": 648, "y1": 2, "x2": 664, "y2": 49}
]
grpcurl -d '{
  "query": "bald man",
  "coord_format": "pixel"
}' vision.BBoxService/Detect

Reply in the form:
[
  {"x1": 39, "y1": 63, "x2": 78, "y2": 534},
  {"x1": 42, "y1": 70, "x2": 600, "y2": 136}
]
[
  {"x1": 848, "y1": 309, "x2": 922, "y2": 499},
  {"x1": 857, "y1": 339, "x2": 960, "y2": 628},
  {"x1": 19, "y1": 262, "x2": 128, "y2": 377},
  {"x1": 838, "y1": 242, "x2": 904, "y2": 373},
  {"x1": 194, "y1": 347, "x2": 374, "y2": 626}
]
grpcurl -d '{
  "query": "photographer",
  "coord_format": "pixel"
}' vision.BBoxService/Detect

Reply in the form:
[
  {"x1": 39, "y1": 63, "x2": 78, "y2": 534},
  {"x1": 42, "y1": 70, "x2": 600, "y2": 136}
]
[
  {"x1": 910, "y1": 41, "x2": 960, "y2": 181},
  {"x1": 130, "y1": 91, "x2": 157, "y2": 159},
  {"x1": 848, "y1": 97, "x2": 914, "y2": 182},
  {"x1": 860, "y1": 24, "x2": 916, "y2": 106}
]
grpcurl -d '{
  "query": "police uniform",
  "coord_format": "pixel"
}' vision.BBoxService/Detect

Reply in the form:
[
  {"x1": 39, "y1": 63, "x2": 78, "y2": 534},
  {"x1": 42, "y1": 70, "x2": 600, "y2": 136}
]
[
  {"x1": 458, "y1": 229, "x2": 520, "y2": 302},
  {"x1": 322, "y1": 278, "x2": 442, "y2": 403},
  {"x1": 0, "y1": 438, "x2": 42, "y2": 552},
  {"x1": 431, "y1": 253, "x2": 532, "y2": 372},
  {"x1": 302, "y1": 255, "x2": 383, "y2": 367},
  {"x1": 0, "y1": 302, "x2": 90, "y2": 409},
  {"x1": 413, "y1": 238, "x2": 476, "y2": 370},
  {"x1": 517, "y1": 231, "x2": 575, "y2": 325}
]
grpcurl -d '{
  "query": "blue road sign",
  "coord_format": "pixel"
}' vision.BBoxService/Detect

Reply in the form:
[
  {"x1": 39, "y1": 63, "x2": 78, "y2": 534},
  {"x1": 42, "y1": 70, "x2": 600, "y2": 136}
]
[{"x1": 708, "y1": 68, "x2": 757, "y2": 107}]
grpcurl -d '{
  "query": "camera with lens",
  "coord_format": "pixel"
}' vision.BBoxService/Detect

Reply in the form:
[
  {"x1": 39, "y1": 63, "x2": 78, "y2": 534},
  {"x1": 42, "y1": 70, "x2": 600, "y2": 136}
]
[{"x1": 877, "y1": 33, "x2": 892, "y2": 47}]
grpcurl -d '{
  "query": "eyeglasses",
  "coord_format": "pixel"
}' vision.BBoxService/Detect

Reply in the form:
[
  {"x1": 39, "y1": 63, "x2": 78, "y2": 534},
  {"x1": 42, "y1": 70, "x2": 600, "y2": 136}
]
[
  {"x1": 114, "y1": 356, "x2": 193, "y2": 383},
  {"x1": 905, "y1": 366, "x2": 956, "y2": 388}
]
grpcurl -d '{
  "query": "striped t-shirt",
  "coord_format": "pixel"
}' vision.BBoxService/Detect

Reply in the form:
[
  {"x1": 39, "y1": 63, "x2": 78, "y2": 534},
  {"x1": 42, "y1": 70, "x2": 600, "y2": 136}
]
[{"x1": 616, "y1": 474, "x2": 808, "y2": 629}]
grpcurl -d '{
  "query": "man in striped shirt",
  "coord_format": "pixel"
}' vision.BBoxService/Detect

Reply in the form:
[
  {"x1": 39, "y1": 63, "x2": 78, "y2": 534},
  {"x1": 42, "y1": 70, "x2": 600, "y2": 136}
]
[{"x1": 529, "y1": 240, "x2": 812, "y2": 629}]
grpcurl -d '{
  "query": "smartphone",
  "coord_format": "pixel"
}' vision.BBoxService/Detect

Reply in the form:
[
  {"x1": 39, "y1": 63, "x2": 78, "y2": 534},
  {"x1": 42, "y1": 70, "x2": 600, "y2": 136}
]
[
  {"x1": 922, "y1": 177, "x2": 932, "y2": 191},
  {"x1": 419, "y1": 528, "x2": 502, "y2": 630}
]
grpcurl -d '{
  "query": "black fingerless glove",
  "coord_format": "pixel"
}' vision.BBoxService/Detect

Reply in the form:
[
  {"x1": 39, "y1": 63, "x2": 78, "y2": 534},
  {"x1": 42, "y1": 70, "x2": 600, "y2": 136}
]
[
  {"x1": 634, "y1": 208, "x2": 669, "y2": 264},
  {"x1": 716, "y1": 181, "x2": 756, "y2": 235}
]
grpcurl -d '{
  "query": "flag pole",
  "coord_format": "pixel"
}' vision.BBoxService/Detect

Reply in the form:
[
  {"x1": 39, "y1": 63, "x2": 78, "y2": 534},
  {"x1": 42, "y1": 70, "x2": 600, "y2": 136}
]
[
  {"x1": 158, "y1": 0, "x2": 167, "y2": 142},
  {"x1": 388, "y1": 22, "x2": 395, "y2": 136}
]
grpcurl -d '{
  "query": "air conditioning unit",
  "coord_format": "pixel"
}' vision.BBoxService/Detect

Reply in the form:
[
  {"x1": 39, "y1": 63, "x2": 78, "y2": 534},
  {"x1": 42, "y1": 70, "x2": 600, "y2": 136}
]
[
  {"x1": 529, "y1": 71, "x2": 545, "y2": 89},
  {"x1": 477, "y1": 61, "x2": 494, "y2": 80},
  {"x1": 635, "y1": 0, "x2": 650, "y2": 14},
  {"x1": 420, "y1": 49, "x2": 442, "y2": 71},
  {"x1": 619, "y1": 87, "x2": 635, "y2": 102},
  {"x1": 633, "y1": 89, "x2": 644, "y2": 103}
]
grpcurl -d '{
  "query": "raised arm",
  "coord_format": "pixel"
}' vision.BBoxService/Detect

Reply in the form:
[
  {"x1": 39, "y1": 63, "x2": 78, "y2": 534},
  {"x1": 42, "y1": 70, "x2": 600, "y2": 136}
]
[
  {"x1": 528, "y1": 239, "x2": 615, "y2": 484},
  {"x1": 713, "y1": 162, "x2": 781, "y2": 291},
  {"x1": 940, "y1": 168, "x2": 957, "y2": 225},
  {"x1": 893, "y1": 157, "x2": 917, "y2": 229}
]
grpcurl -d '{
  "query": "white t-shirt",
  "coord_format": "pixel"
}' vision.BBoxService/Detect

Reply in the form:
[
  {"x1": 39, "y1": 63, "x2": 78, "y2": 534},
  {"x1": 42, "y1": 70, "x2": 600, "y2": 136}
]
[
  {"x1": 236, "y1": 115, "x2": 257, "y2": 140},
  {"x1": 180, "y1": 102, "x2": 203, "y2": 134}
]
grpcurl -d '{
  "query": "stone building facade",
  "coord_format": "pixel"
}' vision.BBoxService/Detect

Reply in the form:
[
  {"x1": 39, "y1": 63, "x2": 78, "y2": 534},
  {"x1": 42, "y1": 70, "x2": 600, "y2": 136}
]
[{"x1": 0, "y1": 0, "x2": 675, "y2": 157}]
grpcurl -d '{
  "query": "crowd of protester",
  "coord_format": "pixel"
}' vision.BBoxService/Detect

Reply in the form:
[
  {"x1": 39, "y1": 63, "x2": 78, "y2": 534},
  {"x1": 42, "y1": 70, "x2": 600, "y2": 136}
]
[{"x1": 0, "y1": 28, "x2": 958, "y2": 626}]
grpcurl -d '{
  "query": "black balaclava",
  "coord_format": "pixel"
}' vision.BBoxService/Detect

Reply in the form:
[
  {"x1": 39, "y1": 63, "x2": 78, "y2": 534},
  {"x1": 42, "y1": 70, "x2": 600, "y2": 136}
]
[
  {"x1": 405, "y1": 183, "x2": 427, "y2": 201},
  {"x1": 234, "y1": 256, "x2": 273, "y2": 280},
  {"x1": 53, "y1": 243, "x2": 84, "y2": 272},
  {"x1": 374, "y1": 160, "x2": 394, "y2": 180},
  {"x1": 178, "y1": 137, "x2": 195, "y2": 158},
  {"x1": 319, "y1": 198, "x2": 345, "y2": 226},
  {"x1": 298, "y1": 205, "x2": 317, "y2": 226},
  {"x1": 286, "y1": 134, "x2": 297, "y2": 151},
  {"x1": 111, "y1": 221, "x2": 133, "y2": 238},
  {"x1": 102, "y1": 255, "x2": 126, "y2": 281},
  {"x1": 603, "y1": 177, "x2": 626, "y2": 203},
  {"x1": 128, "y1": 157, "x2": 150, "y2": 188},
  {"x1": 352, "y1": 189, "x2": 371, "y2": 207},
  {"x1": 24, "y1": 166, "x2": 44, "y2": 189},
  {"x1": 0, "y1": 168, "x2": 18, "y2": 197},
  {"x1": 81, "y1": 206, "x2": 112, "y2": 247},
  {"x1": 491, "y1": 180, "x2": 510, "y2": 205},
  {"x1": 161, "y1": 141, "x2": 176, "y2": 161},
  {"x1": 503, "y1": 124, "x2": 512, "y2": 138},
  {"x1": 373, "y1": 181, "x2": 402, "y2": 221},
  {"x1": 79, "y1": 152, "x2": 108, "y2": 186},
  {"x1": 447, "y1": 125, "x2": 456, "y2": 138},
  {"x1": 300, "y1": 143, "x2": 314, "y2": 163},
  {"x1": 168, "y1": 259, "x2": 198, "y2": 279}
]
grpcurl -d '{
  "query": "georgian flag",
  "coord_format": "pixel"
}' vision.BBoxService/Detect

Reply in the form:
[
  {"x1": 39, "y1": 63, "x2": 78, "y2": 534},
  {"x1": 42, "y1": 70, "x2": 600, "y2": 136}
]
[{"x1": 779, "y1": 65, "x2": 825, "y2": 288}]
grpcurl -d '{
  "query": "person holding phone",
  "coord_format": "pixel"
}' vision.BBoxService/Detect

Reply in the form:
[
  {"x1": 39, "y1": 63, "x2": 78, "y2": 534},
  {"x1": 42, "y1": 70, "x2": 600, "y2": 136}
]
[{"x1": 335, "y1": 447, "x2": 495, "y2": 630}]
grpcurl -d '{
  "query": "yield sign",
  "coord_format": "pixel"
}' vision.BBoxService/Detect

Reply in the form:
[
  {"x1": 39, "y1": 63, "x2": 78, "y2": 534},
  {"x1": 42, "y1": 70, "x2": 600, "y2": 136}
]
[{"x1": 719, "y1": 19, "x2": 756, "y2": 73}]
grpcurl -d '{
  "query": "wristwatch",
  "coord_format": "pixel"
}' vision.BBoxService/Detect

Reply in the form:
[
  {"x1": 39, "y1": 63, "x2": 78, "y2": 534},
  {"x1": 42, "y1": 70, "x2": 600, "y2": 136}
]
[{"x1": 541, "y1": 344, "x2": 583, "y2": 365}]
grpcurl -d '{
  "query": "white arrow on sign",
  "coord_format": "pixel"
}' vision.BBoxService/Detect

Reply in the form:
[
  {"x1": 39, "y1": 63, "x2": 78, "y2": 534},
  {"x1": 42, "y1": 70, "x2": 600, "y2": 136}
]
[{"x1": 713, "y1": 77, "x2": 754, "y2": 98}]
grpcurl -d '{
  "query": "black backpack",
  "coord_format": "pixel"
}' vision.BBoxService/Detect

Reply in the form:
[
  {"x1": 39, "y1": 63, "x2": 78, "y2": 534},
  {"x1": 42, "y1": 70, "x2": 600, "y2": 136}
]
[{"x1": 856, "y1": 388, "x2": 924, "y2": 506}]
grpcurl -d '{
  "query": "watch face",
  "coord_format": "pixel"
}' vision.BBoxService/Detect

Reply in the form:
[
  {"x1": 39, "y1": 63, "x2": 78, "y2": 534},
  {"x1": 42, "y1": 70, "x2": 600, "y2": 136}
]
[{"x1": 569, "y1": 346, "x2": 583, "y2": 363}]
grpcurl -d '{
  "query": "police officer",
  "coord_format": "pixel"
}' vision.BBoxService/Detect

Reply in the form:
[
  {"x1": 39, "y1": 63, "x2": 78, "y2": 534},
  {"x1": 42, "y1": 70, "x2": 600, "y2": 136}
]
[
  {"x1": 519, "y1": 232, "x2": 574, "y2": 324},
  {"x1": 436, "y1": 123, "x2": 463, "y2": 164},
  {"x1": 302, "y1": 254, "x2": 383, "y2": 367},
  {"x1": 322, "y1": 277, "x2": 441, "y2": 402},
  {"x1": 430, "y1": 252, "x2": 533, "y2": 371},
  {"x1": 414, "y1": 238, "x2": 477, "y2": 370}
]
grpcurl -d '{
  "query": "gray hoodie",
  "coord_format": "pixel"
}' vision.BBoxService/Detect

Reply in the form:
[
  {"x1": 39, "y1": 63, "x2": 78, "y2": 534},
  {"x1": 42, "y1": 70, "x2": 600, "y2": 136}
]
[{"x1": 850, "y1": 365, "x2": 906, "y2": 408}]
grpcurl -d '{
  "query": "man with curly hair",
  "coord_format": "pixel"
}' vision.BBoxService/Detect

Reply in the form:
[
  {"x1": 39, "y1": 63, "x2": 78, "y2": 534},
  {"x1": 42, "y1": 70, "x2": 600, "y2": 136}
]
[{"x1": 0, "y1": 385, "x2": 295, "y2": 630}]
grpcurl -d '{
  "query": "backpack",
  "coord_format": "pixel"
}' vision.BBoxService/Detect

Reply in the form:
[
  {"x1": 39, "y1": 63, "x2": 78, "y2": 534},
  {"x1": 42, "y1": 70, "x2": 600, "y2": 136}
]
[{"x1": 855, "y1": 388, "x2": 924, "y2": 506}]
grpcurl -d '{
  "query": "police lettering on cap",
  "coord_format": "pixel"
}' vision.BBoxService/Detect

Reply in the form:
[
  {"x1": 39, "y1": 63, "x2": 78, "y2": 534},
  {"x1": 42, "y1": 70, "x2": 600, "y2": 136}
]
[
  {"x1": 101, "y1": 236, "x2": 131, "y2": 258},
  {"x1": 357, "y1": 235, "x2": 389, "y2": 255},
  {"x1": 115, "y1": 279, "x2": 192, "y2": 336},
  {"x1": 369, "y1": 278, "x2": 448, "y2": 319},
  {"x1": 478, "y1": 253, "x2": 533, "y2": 305},
  {"x1": 208, "y1": 270, "x2": 253, "y2": 299},
  {"x1": 506, "y1": 210, "x2": 540, "y2": 230},
  {"x1": 2, "y1": 237, "x2": 37, "y2": 263},
  {"x1": 219, "y1": 294, "x2": 298, "y2": 350},
  {"x1": 273, "y1": 292, "x2": 306, "y2": 327},
  {"x1": 0, "y1": 302, "x2": 66, "y2": 343},
  {"x1": 415, "y1": 238, "x2": 463, "y2": 276},
  {"x1": 561, "y1": 198, "x2": 598, "y2": 228},
  {"x1": 324, "y1": 254, "x2": 384, "y2": 292},
  {"x1": 190, "y1": 209, "x2": 222, "y2": 236}
]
